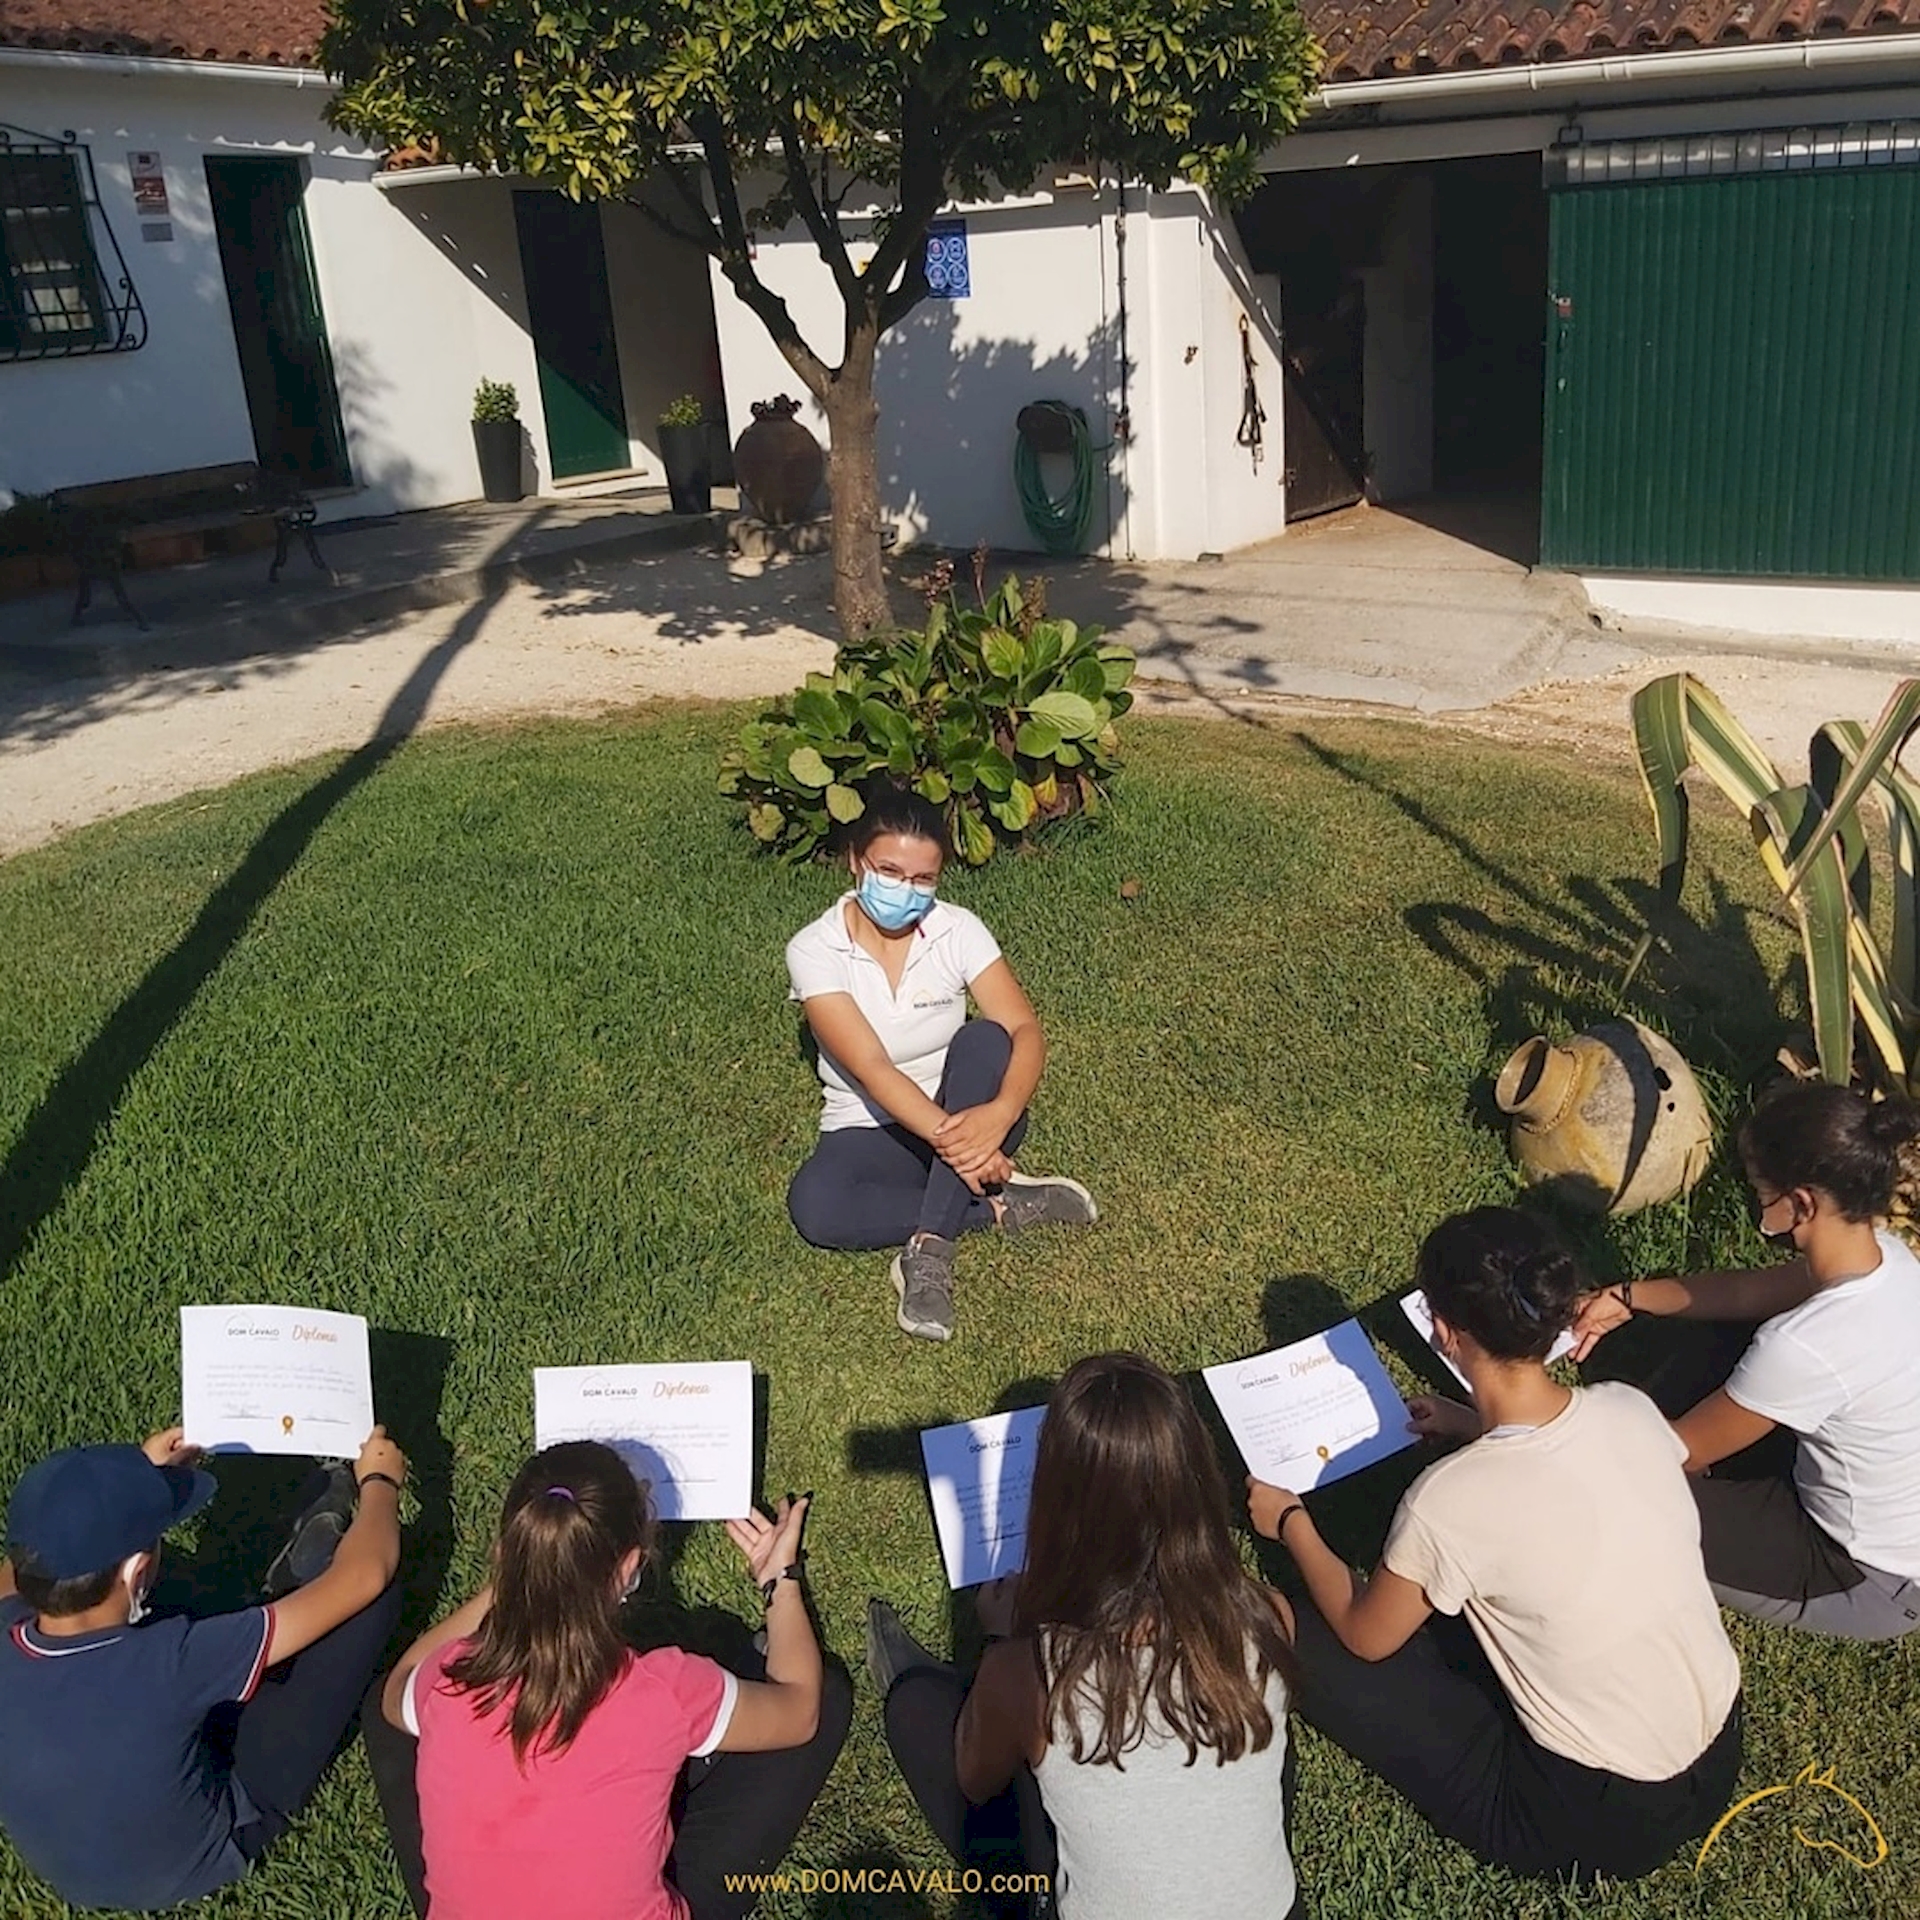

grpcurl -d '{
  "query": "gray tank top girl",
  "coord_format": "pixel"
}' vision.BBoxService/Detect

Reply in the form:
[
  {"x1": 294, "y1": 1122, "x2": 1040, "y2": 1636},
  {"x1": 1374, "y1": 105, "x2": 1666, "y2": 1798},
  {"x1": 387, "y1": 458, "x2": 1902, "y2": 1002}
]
[{"x1": 1031, "y1": 1649, "x2": 1295, "y2": 1919}]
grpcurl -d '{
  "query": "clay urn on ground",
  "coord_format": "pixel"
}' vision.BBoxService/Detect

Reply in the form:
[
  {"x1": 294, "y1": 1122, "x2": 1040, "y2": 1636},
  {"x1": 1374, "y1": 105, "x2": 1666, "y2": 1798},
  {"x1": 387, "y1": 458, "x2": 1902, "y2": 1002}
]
[
  {"x1": 733, "y1": 396, "x2": 825, "y2": 525},
  {"x1": 1494, "y1": 1020, "x2": 1713, "y2": 1214}
]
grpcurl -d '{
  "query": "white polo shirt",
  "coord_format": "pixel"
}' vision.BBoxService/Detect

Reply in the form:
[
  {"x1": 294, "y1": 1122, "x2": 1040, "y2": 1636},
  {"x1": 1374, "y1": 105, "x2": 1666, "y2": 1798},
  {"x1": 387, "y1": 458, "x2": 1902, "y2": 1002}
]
[
  {"x1": 1726, "y1": 1229, "x2": 1920, "y2": 1580},
  {"x1": 786, "y1": 894, "x2": 1003, "y2": 1131}
]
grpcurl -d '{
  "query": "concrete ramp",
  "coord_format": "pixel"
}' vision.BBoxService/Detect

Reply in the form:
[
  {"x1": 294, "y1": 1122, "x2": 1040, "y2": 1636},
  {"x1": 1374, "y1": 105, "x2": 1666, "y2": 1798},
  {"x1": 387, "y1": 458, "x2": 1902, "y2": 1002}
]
[{"x1": 1037, "y1": 499, "x2": 1636, "y2": 713}]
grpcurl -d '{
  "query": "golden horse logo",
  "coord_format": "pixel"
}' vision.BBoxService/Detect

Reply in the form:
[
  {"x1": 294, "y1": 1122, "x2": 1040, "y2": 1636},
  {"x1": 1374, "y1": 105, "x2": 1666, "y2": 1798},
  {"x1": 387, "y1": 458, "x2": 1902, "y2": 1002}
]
[{"x1": 1696, "y1": 1762, "x2": 1888, "y2": 1873}]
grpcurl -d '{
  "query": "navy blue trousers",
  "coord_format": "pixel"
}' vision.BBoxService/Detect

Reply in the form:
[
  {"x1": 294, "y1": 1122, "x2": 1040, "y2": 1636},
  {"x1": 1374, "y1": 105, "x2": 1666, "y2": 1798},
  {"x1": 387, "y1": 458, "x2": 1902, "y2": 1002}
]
[{"x1": 787, "y1": 1021, "x2": 1028, "y2": 1249}]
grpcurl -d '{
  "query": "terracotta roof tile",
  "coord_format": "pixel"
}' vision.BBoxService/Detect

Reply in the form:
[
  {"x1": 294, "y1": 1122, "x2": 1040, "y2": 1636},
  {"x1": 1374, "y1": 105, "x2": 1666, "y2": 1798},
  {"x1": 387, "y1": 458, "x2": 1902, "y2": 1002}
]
[
  {"x1": 1308, "y1": 0, "x2": 1920, "y2": 78},
  {"x1": 1, "y1": 0, "x2": 1917, "y2": 81},
  {"x1": 0, "y1": 0, "x2": 325, "y2": 65}
]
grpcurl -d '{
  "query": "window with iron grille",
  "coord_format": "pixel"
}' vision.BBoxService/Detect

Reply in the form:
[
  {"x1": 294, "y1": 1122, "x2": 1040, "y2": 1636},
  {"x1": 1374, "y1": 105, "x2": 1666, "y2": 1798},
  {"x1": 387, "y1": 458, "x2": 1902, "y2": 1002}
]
[{"x1": 0, "y1": 126, "x2": 146, "y2": 363}]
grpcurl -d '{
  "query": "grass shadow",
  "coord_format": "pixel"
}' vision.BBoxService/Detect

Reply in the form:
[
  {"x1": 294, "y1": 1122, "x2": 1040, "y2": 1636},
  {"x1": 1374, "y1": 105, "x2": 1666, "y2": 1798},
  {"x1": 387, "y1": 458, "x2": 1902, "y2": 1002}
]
[{"x1": 0, "y1": 565, "x2": 519, "y2": 1287}]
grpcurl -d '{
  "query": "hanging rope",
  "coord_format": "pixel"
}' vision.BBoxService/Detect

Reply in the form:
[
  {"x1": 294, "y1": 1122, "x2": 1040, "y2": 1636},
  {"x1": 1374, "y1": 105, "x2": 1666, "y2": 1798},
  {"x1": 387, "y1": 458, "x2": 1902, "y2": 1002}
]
[
  {"x1": 1014, "y1": 401, "x2": 1098, "y2": 555},
  {"x1": 1235, "y1": 314, "x2": 1266, "y2": 473}
]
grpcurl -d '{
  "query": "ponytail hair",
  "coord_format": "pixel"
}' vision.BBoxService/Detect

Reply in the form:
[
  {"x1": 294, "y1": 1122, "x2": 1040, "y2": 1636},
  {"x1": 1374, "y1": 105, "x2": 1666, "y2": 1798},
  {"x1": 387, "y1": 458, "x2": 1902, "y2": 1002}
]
[
  {"x1": 442, "y1": 1441, "x2": 653, "y2": 1763},
  {"x1": 1739, "y1": 1081, "x2": 1920, "y2": 1224},
  {"x1": 1416, "y1": 1207, "x2": 1585, "y2": 1363}
]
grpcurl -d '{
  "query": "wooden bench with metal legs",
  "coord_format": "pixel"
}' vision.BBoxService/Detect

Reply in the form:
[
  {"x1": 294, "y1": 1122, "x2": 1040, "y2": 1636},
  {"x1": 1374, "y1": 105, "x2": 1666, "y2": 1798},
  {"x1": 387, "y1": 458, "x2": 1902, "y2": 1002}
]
[{"x1": 54, "y1": 461, "x2": 332, "y2": 630}]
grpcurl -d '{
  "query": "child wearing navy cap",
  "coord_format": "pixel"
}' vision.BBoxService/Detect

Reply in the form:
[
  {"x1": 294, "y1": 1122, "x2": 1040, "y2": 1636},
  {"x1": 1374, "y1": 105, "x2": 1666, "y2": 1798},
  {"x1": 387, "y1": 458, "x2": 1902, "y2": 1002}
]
[{"x1": 0, "y1": 1422, "x2": 407, "y2": 1911}]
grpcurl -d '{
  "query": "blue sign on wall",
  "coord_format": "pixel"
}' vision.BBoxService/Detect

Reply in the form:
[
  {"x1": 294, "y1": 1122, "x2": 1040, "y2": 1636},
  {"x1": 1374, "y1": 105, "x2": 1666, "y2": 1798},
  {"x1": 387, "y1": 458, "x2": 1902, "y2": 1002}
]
[{"x1": 924, "y1": 220, "x2": 970, "y2": 299}]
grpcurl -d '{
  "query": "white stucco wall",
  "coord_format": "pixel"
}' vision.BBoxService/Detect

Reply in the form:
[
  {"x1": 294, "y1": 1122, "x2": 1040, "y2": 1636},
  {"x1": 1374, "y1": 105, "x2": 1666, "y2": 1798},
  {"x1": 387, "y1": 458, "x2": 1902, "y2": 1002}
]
[
  {"x1": 603, "y1": 198, "x2": 727, "y2": 468},
  {"x1": 0, "y1": 60, "x2": 722, "y2": 515},
  {"x1": 709, "y1": 186, "x2": 1121, "y2": 554},
  {"x1": 709, "y1": 180, "x2": 1293, "y2": 561}
]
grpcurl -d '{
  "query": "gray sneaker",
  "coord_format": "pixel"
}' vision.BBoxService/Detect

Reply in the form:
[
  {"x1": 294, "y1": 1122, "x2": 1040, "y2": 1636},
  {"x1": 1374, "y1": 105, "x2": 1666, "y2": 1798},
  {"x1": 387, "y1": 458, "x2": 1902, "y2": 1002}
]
[
  {"x1": 998, "y1": 1172, "x2": 1099, "y2": 1234},
  {"x1": 262, "y1": 1461, "x2": 358, "y2": 1600},
  {"x1": 891, "y1": 1235, "x2": 956, "y2": 1341}
]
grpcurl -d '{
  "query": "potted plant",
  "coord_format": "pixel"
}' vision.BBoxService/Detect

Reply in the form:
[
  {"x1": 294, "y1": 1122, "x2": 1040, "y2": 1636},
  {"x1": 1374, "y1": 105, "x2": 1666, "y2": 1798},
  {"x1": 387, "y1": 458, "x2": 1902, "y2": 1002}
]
[
  {"x1": 472, "y1": 379, "x2": 525, "y2": 503},
  {"x1": 658, "y1": 394, "x2": 713, "y2": 515}
]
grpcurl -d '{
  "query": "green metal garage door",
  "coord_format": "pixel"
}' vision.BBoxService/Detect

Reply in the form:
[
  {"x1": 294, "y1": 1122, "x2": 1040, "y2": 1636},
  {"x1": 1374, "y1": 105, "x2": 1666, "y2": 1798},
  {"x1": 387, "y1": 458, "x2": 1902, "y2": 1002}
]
[{"x1": 1542, "y1": 139, "x2": 1920, "y2": 579}]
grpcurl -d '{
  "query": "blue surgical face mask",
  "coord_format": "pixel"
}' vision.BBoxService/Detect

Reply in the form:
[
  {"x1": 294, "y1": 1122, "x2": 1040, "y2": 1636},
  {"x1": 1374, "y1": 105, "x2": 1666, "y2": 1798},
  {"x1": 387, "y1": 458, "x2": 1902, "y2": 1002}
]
[{"x1": 857, "y1": 867, "x2": 936, "y2": 932}]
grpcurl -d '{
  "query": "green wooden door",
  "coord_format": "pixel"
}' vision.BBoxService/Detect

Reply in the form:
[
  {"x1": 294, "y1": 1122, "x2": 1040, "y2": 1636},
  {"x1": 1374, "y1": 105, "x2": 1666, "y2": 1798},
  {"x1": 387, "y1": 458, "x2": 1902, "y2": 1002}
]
[
  {"x1": 513, "y1": 192, "x2": 630, "y2": 481},
  {"x1": 1543, "y1": 161, "x2": 1920, "y2": 579},
  {"x1": 205, "y1": 156, "x2": 353, "y2": 488}
]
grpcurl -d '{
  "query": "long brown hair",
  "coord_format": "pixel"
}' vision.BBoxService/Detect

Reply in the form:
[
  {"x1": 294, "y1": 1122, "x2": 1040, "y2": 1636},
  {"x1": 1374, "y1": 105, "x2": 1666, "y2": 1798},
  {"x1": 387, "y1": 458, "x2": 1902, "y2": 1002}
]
[
  {"x1": 442, "y1": 1441, "x2": 653, "y2": 1763},
  {"x1": 1014, "y1": 1353, "x2": 1297, "y2": 1768}
]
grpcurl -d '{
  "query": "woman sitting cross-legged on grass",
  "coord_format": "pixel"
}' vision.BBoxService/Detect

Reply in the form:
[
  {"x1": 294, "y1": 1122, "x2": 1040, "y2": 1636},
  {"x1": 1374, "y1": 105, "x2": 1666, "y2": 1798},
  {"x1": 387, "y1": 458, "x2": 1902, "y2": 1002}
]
[
  {"x1": 1251, "y1": 1207, "x2": 1742, "y2": 1884},
  {"x1": 870, "y1": 1352, "x2": 1303, "y2": 1919},
  {"x1": 1572, "y1": 1081, "x2": 1920, "y2": 1641},
  {"x1": 361, "y1": 1442, "x2": 851, "y2": 1920},
  {"x1": 785, "y1": 781, "x2": 1096, "y2": 1343}
]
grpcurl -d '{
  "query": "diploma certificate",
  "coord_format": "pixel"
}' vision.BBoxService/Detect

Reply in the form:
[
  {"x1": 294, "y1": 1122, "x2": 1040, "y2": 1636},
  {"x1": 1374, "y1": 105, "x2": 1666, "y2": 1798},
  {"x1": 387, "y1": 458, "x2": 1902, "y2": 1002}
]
[
  {"x1": 180, "y1": 1305, "x2": 375, "y2": 1457},
  {"x1": 532, "y1": 1361, "x2": 753, "y2": 1521},
  {"x1": 920, "y1": 1405, "x2": 1045, "y2": 1590},
  {"x1": 1204, "y1": 1320, "x2": 1414, "y2": 1491}
]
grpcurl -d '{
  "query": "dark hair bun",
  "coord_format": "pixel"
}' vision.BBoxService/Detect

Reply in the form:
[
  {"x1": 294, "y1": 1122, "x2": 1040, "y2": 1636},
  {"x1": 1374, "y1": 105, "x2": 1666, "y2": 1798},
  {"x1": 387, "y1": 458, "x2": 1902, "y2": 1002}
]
[
  {"x1": 1417, "y1": 1207, "x2": 1587, "y2": 1364},
  {"x1": 1740, "y1": 1082, "x2": 1915, "y2": 1224}
]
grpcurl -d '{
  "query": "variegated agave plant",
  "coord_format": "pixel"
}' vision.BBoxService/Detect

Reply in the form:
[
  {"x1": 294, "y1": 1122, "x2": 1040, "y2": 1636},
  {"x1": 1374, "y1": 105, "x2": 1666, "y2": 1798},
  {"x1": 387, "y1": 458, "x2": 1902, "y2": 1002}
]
[
  {"x1": 1628, "y1": 673, "x2": 1920, "y2": 1096},
  {"x1": 1628, "y1": 672, "x2": 1920, "y2": 1240}
]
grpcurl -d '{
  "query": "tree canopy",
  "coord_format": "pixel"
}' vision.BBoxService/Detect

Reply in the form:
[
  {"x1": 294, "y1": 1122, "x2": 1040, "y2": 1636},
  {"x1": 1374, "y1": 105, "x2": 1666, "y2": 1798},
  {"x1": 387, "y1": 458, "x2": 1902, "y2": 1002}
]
[{"x1": 322, "y1": 0, "x2": 1321, "y2": 631}]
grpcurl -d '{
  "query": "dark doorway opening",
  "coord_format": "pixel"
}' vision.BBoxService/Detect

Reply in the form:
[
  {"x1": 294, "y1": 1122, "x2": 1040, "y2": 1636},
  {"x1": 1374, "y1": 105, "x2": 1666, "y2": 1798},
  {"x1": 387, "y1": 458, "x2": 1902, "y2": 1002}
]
[
  {"x1": 1236, "y1": 167, "x2": 1412, "y2": 523},
  {"x1": 1433, "y1": 153, "x2": 1549, "y2": 497},
  {"x1": 204, "y1": 156, "x2": 353, "y2": 490},
  {"x1": 513, "y1": 192, "x2": 631, "y2": 481}
]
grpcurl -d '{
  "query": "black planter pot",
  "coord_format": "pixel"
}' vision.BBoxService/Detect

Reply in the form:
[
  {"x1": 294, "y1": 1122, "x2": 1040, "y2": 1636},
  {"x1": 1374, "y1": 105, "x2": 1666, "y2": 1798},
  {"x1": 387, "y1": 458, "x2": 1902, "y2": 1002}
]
[
  {"x1": 472, "y1": 418, "x2": 524, "y2": 503},
  {"x1": 659, "y1": 421, "x2": 713, "y2": 515}
]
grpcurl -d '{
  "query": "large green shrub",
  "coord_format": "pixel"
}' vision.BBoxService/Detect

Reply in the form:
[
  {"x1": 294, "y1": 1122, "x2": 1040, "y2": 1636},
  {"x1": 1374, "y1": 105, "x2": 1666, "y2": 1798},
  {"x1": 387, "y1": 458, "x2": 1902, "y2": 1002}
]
[{"x1": 719, "y1": 575, "x2": 1135, "y2": 864}]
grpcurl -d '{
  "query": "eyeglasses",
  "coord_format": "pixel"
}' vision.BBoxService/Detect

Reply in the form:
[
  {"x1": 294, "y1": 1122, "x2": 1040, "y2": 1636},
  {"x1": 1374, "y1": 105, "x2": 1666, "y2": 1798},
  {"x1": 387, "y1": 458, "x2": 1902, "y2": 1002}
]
[{"x1": 866, "y1": 860, "x2": 940, "y2": 892}]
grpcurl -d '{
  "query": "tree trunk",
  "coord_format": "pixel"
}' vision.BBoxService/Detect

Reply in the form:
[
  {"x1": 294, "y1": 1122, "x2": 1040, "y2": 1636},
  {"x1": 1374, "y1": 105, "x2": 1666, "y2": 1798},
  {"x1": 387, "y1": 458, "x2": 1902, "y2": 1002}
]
[{"x1": 821, "y1": 322, "x2": 891, "y2": 640}]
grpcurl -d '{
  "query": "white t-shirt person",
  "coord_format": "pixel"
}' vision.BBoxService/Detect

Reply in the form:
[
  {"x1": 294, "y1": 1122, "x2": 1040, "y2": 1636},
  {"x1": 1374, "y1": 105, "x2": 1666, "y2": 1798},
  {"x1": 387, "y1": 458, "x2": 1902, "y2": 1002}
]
[
  {"x1": 1382, "y1": 1382, "x2": 1740, "y2": 1781},
  {"x1": 785, "y1": 895, "x2": 1003, "y2": 1132},
  {"x1": 1724, "y1": 1229, "x2": 1920, "y2": 1581}
]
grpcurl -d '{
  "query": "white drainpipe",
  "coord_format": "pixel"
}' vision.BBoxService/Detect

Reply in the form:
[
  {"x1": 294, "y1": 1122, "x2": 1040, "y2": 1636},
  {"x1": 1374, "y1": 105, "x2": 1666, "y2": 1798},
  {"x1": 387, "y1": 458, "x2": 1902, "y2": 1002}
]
[
  {"x1": 1314, "y1": 33, "x2": 1920, "y2": 113},
  {"x1": 0, "y1": 45, "x2": 330, "y2": 88}
]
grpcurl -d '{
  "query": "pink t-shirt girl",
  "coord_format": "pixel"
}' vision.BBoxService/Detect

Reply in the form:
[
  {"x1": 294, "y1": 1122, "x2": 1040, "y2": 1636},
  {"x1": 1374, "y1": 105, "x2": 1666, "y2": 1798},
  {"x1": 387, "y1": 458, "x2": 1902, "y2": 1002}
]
[{"x1": 403, "y1": 1639, "x2": 738, "y2": 1920}]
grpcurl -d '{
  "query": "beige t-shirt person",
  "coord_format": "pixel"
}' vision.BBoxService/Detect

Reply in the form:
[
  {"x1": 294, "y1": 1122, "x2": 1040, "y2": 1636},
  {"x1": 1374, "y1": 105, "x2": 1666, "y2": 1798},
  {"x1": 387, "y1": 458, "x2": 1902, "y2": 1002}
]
[{"x1": 1382, "y1": 1383, "x2": 1740, "y2": 1781}]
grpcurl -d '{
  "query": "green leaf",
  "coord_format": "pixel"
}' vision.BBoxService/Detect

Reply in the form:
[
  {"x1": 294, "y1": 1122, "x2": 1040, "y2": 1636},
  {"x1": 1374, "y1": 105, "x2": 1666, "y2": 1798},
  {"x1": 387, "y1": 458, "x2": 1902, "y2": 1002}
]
[
  {"x1": 1753, "y1": 784, "x2": 1859, "y2": 1085},
  {"x1": 915, "y1": 768, "x2": 951, "y2": 804},
  {"x1": 1066, "y1": 656, "x2": 1107, "y2": 703},
  {"x1": 825, "y1": 782, "x2": 864, "y2": 823},
  {"x1": 859, "y1": 697, "x2": 915, "y2": 754},
  {"x1": 1784, "y1": 679, "x2": 1920, "y2": 896},
  {"x1": 1097, "y1": 645, "x2": 1136, "y2": 692},
  {"x1": 1015, "y1": 716, "x2": 1065, "y2": 758},
  {"x1": 791, "y1": 684, "x2": 841, "y2": 737},
  {"x1": 1027, "y1": 690, "x2": 1103, "y2": 739},
  {"x1": 747, "y1": 802, "x2": 785, "y2": 842},
  {"x1": 1023, "y1": 624, "x2": 1063, "y2": 682},
  {"x1": 980, "y1": 627, "x2": 1025, "y2": 680},
  {"x1": 956, "y1": 806, "x2": 996, "y2": 866},
  {"x1": 787, "y1": 745, "x2": 833, "y2": 788},
  {"x1": 989, "y1": 779, "x2": 1037, "y2": 832},
  {"x1": 1630, "y1": 674, "x2": 1784, "y2": 907},
  {"x1": 974, "y1": 747, "x2": 1016, "y2": 794}
]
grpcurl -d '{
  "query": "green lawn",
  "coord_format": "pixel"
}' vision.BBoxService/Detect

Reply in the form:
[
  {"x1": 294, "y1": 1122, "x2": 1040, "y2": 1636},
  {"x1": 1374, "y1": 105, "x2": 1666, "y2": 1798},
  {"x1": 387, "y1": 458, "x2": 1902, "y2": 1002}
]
[{"x1": 0, "y1": 706, "x2": 1913, "y2": 1919}]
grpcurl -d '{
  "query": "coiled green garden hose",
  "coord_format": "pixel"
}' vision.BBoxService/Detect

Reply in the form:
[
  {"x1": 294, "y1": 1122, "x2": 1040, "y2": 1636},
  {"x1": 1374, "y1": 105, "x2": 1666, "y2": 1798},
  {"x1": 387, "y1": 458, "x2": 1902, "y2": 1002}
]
[{"x1": 1014, "y1": 401, "x2": 1097, "y2": 555}]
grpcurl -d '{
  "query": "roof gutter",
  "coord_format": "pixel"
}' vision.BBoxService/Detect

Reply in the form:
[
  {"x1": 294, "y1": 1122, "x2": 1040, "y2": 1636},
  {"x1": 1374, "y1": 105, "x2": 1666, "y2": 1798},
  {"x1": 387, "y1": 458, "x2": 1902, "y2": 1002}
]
[
  {"x1": 0, "y1": 44, "x2": 329, "y2": 87},
  {"x1": 1315, "y1": 32, "x2": 1920, "y2": 113}
]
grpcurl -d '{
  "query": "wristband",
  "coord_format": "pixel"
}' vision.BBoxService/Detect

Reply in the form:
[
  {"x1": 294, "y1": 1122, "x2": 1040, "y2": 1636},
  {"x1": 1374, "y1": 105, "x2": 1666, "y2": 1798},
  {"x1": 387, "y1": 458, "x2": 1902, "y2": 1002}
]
[
  {"x1": 760, "y1": 1555, "x2": 806, "y2": 1607},
  {"x1": 357, "y1": 1471, "x2": 403, "y2": 1495},
  {"x1": 1618, "y1": 1280, "x2": 1635, "y2": 1314},
  {"x1": 1277, "y1": 1503, "x2": 1307, "y2": 1539}
]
